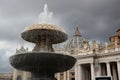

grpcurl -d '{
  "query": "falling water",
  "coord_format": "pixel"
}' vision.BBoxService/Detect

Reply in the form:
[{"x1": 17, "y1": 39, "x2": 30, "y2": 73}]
[{"x1": 38, "y1": 4, "x2": 53, "y2": 23}]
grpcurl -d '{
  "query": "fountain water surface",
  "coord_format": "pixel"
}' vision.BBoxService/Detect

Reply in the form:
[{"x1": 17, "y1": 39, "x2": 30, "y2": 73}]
[{"x1": 9, "y1": 4, "x2": 76, "y2": 80}]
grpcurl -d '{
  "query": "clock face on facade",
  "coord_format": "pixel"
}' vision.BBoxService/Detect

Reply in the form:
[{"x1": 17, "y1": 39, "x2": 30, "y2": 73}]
[{"x1": 95, "y1": 76, "x2": 112, "y2": 80}]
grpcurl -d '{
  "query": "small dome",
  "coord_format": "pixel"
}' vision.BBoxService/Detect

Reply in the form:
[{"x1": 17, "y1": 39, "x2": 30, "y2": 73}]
[{"x1": 65, "y1": 27, "x2": 86, "y2": 51}]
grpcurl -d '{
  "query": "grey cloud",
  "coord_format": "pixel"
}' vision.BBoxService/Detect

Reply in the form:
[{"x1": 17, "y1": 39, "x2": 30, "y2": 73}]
[{"x1": 0, "y1": 49, "x2": 13, "y2": 73}]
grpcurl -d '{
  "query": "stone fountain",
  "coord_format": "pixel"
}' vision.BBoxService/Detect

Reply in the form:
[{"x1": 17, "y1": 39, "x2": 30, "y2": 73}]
[{"x1": 9, "y1": 4, "x2": 76, "y2": 80}]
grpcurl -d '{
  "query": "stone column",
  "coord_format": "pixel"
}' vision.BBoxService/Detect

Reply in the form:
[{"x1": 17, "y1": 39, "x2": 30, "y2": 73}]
[
  {"x1": 13, "y1": 69, "x2": 18, "y2": 80},
  {"x1": 64, "y1": 72, "x2": 67, "y2": 80},
  {"x1": 23, "y1": 71, "x2": 28, "y2": 80},
  {"x1": 75, "y1": 65, "x2": 78, "y2": 80},
  {"x1": 78, "y1": 64, "x2": 82, "y2": 80},
  {"x1": 91, "y1": 63, "x2": 95, "y2": 80},
  {"x1": 117, "y1": 61, "x2": 120, "y2": 80},
  {"x1": 106, "y1": 62, "x2": 111, "y2": 76},
  {"x1": 67, "y1": 71, "x2": 70, "y2": 80},
  {"x1": 96, "y1": 63, "x2": 101, "y2": 76},
  {"x1": 57, "y1": 73, "x2": 61, "y2": 80}
]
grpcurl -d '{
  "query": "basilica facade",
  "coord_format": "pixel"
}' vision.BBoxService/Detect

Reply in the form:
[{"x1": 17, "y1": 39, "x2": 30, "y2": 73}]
[{"x1": 13, "y1": 28, "x2": 120, "y2": 80}]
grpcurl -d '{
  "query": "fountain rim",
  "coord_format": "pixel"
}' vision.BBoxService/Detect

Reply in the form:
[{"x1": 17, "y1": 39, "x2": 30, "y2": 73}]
[
  {"x1": 10, "y1": 51, "x2": 76, "y2": 57},
  {"x1": 23, "y1": 23, "x2": 66, "y2": 33}
]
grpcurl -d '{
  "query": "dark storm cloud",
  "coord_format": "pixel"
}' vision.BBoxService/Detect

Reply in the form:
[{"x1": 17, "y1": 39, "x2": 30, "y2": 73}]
[
  {"x1": 1, "y1": 0, "x2": 120, "y2": 42},
  {"x1": 0, "y1": 0, "x2": 120, "y2": 72}
]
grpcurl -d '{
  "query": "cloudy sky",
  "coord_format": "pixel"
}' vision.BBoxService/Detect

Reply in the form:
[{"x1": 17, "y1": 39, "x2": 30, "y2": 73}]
[{"x1": 0, "y1": 0, "x2": 120, "y2": 73}]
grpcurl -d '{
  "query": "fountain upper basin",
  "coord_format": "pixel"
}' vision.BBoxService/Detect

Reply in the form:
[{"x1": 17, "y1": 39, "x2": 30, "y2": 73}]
[
  {"x1": 10, "y1": 52, "x2": 76, "y2": 73},
  {"x1": 21, "y1": 23, "x2": 68, "y2": 44}
]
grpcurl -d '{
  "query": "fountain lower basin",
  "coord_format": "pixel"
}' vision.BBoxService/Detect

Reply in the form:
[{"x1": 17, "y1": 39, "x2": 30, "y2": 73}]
[{"x1": 10, "y1": 52, "x2": 76, "y2": 79}]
